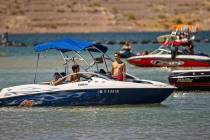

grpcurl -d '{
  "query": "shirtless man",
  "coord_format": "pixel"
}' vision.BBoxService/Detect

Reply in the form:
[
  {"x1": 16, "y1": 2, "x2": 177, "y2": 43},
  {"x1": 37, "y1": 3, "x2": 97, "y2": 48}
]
[
  {"x1": 111, "y1": 52, "x2": 126, "y2": 81},
  {"x1": 68, "y1": 64, "x2": 80, "y2": 82}
]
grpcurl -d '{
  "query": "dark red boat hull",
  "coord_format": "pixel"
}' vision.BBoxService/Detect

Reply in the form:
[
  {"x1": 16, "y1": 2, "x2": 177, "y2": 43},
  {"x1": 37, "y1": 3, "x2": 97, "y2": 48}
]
[{"x1": 127, "y1": 57, "x2": 210, "y2": 67}]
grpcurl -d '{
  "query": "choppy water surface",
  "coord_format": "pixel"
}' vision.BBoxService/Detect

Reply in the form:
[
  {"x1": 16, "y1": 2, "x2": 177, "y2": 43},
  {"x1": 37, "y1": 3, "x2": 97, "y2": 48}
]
[{"x1": 0, "y1": 32, "x2": 210, "y2": 140}]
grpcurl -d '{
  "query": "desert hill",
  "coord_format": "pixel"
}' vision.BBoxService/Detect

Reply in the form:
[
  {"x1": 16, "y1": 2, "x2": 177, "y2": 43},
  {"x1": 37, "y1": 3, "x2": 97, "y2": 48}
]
[{"x1": 0, "y1": 0, "x2": 210, "y2": 33}]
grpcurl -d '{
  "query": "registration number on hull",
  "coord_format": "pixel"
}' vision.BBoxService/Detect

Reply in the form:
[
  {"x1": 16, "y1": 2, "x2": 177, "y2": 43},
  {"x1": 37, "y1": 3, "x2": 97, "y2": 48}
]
[{"x1": 98, "y1": 89, "x2": 119, "y2": 94}]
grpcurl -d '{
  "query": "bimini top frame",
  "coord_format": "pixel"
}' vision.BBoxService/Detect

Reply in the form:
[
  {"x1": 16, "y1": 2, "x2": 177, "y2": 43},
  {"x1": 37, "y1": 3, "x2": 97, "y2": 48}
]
[{"x1": 33, "y1": 38, "x2": 112, "y2": 83}]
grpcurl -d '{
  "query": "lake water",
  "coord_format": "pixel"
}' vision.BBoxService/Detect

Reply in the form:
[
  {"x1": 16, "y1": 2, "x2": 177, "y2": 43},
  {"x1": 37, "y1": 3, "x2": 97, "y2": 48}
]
[{"x1": 0, "y1": 32, "x2": 210, "y2": 140}]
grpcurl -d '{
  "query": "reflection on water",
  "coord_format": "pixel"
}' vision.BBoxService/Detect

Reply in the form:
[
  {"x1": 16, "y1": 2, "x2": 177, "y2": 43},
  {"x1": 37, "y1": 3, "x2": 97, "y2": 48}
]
[{"x1": 0, "y1": 95, "x2": 210, "y2": 140}]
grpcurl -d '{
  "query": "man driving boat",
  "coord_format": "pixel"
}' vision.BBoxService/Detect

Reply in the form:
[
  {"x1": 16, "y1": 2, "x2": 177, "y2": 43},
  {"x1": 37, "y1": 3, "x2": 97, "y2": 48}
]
[{"x1": 67, "y1": 64, "x2": 80, "y2": 83}]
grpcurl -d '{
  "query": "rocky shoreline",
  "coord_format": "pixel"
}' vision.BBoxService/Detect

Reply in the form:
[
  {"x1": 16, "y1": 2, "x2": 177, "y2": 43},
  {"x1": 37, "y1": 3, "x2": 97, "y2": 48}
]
[{"x1": 1, "y1": 32, "x2": 210, "y2": 48}]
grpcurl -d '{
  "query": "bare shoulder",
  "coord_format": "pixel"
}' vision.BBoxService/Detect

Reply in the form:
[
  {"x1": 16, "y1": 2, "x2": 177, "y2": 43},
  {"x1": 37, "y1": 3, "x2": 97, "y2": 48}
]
[
  {"x1": 121, "y1": 62, "x2": 125, "y2": 66},
  {"x1": 112, "y1": 61, "x2": 117, "y2": 65}
]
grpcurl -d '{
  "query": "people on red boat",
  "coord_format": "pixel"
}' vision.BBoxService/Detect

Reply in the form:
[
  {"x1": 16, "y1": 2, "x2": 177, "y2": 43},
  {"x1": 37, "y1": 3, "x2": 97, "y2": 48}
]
[
  {"x1": 136, "y1": 50, "x2": 151, "y2": 56},
  {"x1": 187, "y1": 42, "x2": 194, "y2": 55},
  {"x1": 143, "y1": 50, "x2": 150, "y2": 55},
  {"x1": 171, "y1": 46, "x2": 178, "y2": 59},
  {"x1": 111, "y1": 52, "x2": 126, "y2": 81}
]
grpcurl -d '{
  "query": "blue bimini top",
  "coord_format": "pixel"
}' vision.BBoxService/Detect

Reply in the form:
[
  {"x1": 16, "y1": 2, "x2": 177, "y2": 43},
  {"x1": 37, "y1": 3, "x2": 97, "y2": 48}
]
[{"x1": 34, "y1": 38, "x2": 108, "y2": 53}]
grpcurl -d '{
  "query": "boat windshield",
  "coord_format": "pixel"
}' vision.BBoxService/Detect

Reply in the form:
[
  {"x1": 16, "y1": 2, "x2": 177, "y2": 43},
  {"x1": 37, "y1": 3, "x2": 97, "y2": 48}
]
[
  {"x1": 65, "y1": 72, "x2": 110, "y2": 82},
  {"x1": 151, "y1": 48, "x2": 171, "y2": 55},
  {"x1": 69, "y1": 72, "x2": 138, "y2": 82},
  {"x1": 151, "y1": 45, "x2": 193, "y2": 55}
]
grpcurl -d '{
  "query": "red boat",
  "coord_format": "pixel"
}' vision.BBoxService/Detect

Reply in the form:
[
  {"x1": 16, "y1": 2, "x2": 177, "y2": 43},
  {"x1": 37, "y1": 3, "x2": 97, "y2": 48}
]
[
  {"x1": 128, "y1": 24, "x2": 210, "y2": 67},
  {"x1": 168, "y1": 69, "x2": 210, "y2": 90},
  {"x1": 127, "y1": 46, "x2": 210, "y2": 67}
]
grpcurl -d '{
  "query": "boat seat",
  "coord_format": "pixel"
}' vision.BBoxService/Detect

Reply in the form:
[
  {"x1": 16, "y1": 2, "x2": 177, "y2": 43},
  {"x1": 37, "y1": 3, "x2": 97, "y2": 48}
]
[
  {"x1": 64, "y1": 57, "x2": 84, "y2": 62},
  {"x1": 94, "y1": 57, "x2": 104, "y2": 63}
]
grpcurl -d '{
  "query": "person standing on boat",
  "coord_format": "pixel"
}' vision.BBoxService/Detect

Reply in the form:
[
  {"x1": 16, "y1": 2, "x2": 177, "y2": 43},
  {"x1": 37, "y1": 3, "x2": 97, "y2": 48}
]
[
  {"x1": 187, "y1": 42, "x2": 194, "y2": 55},
  {"x1": 171, "y1": 46, "x2": 178, "y2": 59},
  {"x1": 111, "y1": 52, "x2": 126, "y2": 81}
]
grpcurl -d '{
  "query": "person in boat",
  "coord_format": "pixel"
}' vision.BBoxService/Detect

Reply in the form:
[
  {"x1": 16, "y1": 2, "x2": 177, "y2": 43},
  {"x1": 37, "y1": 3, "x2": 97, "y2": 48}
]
[
  {"x1": 99, "y1": 69, "x2": 106, "y2": 75},
  {"x1": 50, "y1": 72, "x2": 65, "y2": 86},
  {"x1": 121, "y1": 41, "x2": 131, "y2": 51},
  {"x1": 111, "y1": 52, "x2": 126, "y2": 81},
  {"x1": 171, "y1": 46, "x2": 178, "y2": 59},
  {"x1": 142, "y1": 50, "x2": 150, "y2": 55},
  {"x1": 187, "y1": 42, "x2": 194, "y2": 55},
  {"x1": 68, "y1": 64, "x2": 80, "y2": 83}
]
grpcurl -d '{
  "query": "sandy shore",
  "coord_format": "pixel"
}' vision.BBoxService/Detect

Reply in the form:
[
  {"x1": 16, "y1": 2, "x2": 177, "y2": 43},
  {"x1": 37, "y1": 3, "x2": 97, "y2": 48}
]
[{"x1": 0, "y1": 0, "x2": 210, "y2": 33}]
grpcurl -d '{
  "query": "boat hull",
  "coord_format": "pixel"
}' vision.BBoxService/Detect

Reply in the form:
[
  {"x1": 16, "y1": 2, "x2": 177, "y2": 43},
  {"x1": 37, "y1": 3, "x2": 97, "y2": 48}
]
[
  {"x1": 169, "y1": 70, "x2": 210, "y2": 90},
  {"x1": 127, "y1": 57, "x2": 210, "y2": 67},
  {"x1": 0, "y1": 88, "x2": 173, "y2": 107}
]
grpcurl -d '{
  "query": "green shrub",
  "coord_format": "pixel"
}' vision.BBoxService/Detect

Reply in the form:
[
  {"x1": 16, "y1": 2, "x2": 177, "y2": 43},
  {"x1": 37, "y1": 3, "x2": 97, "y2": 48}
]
[
  {"x1": 111, "y1": 7, "x2": 118, "y2": 14},
  {"x1": 89, "y1": 1, "x2": 101, "y2": 7},
  {"x1": 158, "y1": 14, "x2": 166, "y2": 19},
  {"x1": 127, "y1": 13, "x2": 136, "y2": 20},
  {"x1": 162, "y1": 23, "x2": 170, "y2": 29},
  {"x1": 172, "y1": 18, "x2": 183, "y2": 24}
]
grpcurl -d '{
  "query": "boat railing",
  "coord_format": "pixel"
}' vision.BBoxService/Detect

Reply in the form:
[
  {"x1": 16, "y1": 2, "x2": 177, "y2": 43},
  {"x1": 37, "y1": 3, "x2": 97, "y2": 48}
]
[
  {"x1": 59, "y1": 71, "x2": 111, "y2": 82},
  {"x1": 64, "y1": 57, "x2": 85, "y2": 62},
  {"x1": 41, "y1": 71, "x2": 142, "y2": 85},
  {"x1": 41, "y1": 71, "x2": 112, "y2": 85}
]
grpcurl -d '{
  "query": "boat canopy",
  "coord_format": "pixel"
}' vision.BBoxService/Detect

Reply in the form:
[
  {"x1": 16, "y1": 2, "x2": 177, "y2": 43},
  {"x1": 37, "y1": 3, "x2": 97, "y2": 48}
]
[{"x1": 34, "y1": 38, "x2": 108, "y2": 53}]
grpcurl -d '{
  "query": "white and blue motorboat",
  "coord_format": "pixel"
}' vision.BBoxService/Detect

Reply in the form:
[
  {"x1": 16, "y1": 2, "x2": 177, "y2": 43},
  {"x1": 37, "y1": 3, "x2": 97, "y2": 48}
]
[{"x1": 0, "y1": 38, "x2": 175, "y2": 106}]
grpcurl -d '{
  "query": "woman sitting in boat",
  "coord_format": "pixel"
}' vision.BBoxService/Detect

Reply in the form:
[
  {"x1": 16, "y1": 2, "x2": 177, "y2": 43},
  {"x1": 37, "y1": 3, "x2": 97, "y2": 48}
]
[
  {"x1": 119, "y1": 41, "x2": 135, "y2": 58},
  {"x1": 50, "y1": 72, "x2": 66, "y2": 86},
  {"x1": 121, "y1": 41, "x2": 131, "y2": 51},
  {"x1": 68, "y1": 64, "x2": 80, "y2": 83}
]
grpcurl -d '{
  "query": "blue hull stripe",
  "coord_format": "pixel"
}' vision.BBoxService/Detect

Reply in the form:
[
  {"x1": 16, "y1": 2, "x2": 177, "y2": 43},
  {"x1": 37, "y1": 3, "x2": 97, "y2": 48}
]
[{"x1": 0, "y1": 88, "x2": 174, "y2": 106}]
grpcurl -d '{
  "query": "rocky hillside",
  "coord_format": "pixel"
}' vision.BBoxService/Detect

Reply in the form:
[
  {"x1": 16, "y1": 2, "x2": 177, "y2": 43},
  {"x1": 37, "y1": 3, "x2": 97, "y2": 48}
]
[{"x1": 0, "y1": 0, "x2": 210, "y2": 33}]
